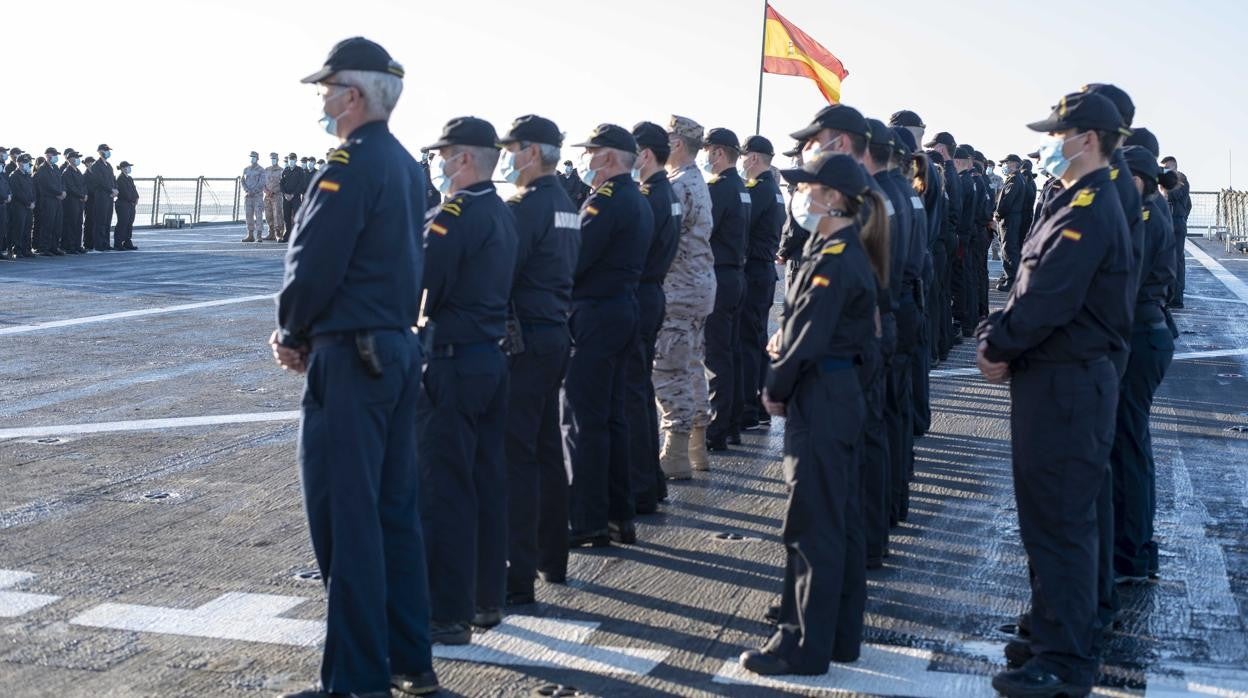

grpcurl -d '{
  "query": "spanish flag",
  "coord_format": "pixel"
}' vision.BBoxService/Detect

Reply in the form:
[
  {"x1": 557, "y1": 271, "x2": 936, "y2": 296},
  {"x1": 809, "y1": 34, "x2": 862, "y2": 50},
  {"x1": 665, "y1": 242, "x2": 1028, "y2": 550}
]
[{"x1": 762, "y1": 3, "x2": 849, "y2": 104}]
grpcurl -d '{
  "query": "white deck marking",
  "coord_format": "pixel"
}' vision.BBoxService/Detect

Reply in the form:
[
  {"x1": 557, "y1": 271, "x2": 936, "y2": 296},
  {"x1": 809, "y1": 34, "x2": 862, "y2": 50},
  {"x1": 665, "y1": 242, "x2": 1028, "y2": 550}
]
[
  {"x1": 930, "y1": 347, "x2": 1248, "y2": 379},
  {"x1": 1183, "y1": 294, "x2": 1248, "y2": 305},
  {"x1": 70, "y1": 592, "x2": 324, "y2": 647},
  {"x1": 713, "y1": 643, "x2": 996, "y2": 696},
  {"x1": 0, "y1": 293, "x2": 272, "y2": 336},
  {"x1": 435, "y1": 615, "x2": 670, "y2": 676},
  {"x1": 1186, "y1": 239, "x2": 1248, "y2": 303},
  {"x1": 0, "y1": 411, "x2": 300, "y2": 440},
  {"x1": 0, "y1": 570, "x2": 61, "y2": 618},
  {"x1": 1145, "y1": 666, "x2": 1248, "y2": 697}
]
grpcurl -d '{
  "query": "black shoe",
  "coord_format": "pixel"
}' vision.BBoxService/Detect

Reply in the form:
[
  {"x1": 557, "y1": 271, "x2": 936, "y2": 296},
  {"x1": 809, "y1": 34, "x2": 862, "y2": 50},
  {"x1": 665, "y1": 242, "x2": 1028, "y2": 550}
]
[
  {"x1": 1115, "y1": 573, "x2": 1149, "y2": 585},
  {"x1": 758, "y1": 414, "x2": 771, "y2": 425},
  {"x1": 740, "y1": 419, "x2": 761, "y2": 431},
  {"x1": 278, "y1": 687, "x2": 391, "y2": 698},
  {"x1": 506, "y1": 589, "x2": 536, "y2": 606},
  {"x1": 472, "y1": 607, "x2": 502, "y2": 628},
  {"x1": 1004, "y1": 639, "x2": 1033, "y2": 669},
  {"x1": 1016, "y1": 611, "x2": 1032, "y2": 638},
  {"x1": 569, "y1": 532, "x2": 610, "y2": 549},
  {"x1": 706, "y1": 438, "x2": 729, "y2": 452},
  {"x1": 52, "y1": 248, "x2": 66, "y2": 255},
  {"x1": 430, "y1": 620, "x2": 471, "y2": 645},
  {"x1": 37, "y1": 251, "x2": 56, "y2": 257},
  {"x1": 392, "y1": 670, "x2": 440, "y2": 696},
  {"x1": 739, "y1": 649, "x2": 799, "y2": 676},
  {"x1": 112, "y1": 245, "x2": 125, "y2": 250},
  {"x1": 727, "y1": 433, "x2": 742, "y2": 445},
  {"x1": 608, "y1": 520, "x2": 636, "y2": 545},
  {"x1": 635, "y1": 499, "x2": 658, "y2": 515},
  {"x1": 763, "y1": 603, "x2": 781, "y2": 624},
  {"x1": 538, "y1": 570, "x2": 567, "y2": 584},
  {"x1": 1168, "y1": 301, "x2": 1184, "y2": 309},
  {"x1": 991, "y1": 665, "x2": 1089, "y2": 697},
  {"x1": 122, "y1": 242, "x2": 137, "y2": 250},
  {"x1": 75, "y1": 247, "x2": 87, "y2": 254}
]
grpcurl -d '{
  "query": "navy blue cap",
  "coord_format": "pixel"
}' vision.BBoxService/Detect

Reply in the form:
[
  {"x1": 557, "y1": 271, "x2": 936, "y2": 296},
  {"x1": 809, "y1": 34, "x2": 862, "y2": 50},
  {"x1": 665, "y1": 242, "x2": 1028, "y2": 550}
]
[
  {"x1": 791, "y1": 104, "x2": 868, "y2": 141},
  {"x1": 498, "y1": 114, "x2": 562, "y2": 148},
  {"x1": 780, "y1": 152, "x2": 868, "y2": 199},
  {"x1": 999, "y1": 154, "x2": 1022, "y2": 165},
  {"x1": 424, "y1": 116, "x2": 499, "y2": 151},
  {"x1": 1082, "y1": 83, "x2": 1134, "y2": 128},
  {"x1": 97, "y1": 143, "x2": 111, "y2": 152},
  {"x1": 118, "y1": 161, "x2": 134, "y2": 168},
  {"x1": 1021, "y1": 160, "x2": 1033, "y2": 172},
  {"x1": 1124, "y1": 127, "x2": 1160, "y2": 157},
  {"x1": 301, "y1": 37, "x2": 404, "y2": 83},
  {"x1": 44, "y1": 147, "x2": 60, "y2": 156},
  {"x1": 927, "y1": 149, "x2": 946, "y2": 164},
  {"x1": 864, "y1": 119, "x2": 893, "y2": 150},
  {"x1": 1122, "y1": 145, "x2": 1160, "y2": 183},
  {"x1": 888, "y1": 110, "x2": 925, "y2": 128},
  {"x1": 953, "y1": 144, "x2": 974, "y2": 159},
  {"x1": 571, "y1": 123, "x2": 637, "y2": 153},
  {"x1": 1028, "y1": 91, "x2": 1129, "y2": 136},
  {"x1": 632, "y1": 122, "x2": 669, "y2": 152},
  {"x1": 743, "y1": 135, "x2": 774, "y2": 156},
  {"x1": 782, "y1": 140, "x2": 804, "y2": 158},
  {"x1": 891, "y1": 127, "x2": 916, "y2": 155},
  {"x1": 705, "y1": 128, "x2": 741, "y2": 150},
  {"x1": 17, "y1": 153, "x2": 31, "y2": 163},
  {"x1": 923, "y1": 131, "x2": 956, "y2": 149}
]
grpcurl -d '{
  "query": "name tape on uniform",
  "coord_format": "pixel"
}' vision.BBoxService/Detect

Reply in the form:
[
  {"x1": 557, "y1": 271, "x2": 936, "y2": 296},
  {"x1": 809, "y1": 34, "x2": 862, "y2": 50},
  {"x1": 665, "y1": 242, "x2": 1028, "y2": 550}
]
[
  {"x1": 885, "y1": 200, "x2": 896, "y2": 216},
  {"x1": 739, "y1": 192, "x2": 751, "y2": 205},
  {"x1": 911, "y1": 196, "x2": 924, "y2": 210},
  {"x1": 671, "y1": 203, "x2": 683, "y2": 217},
  {"x1": 554, "y1": 212, "x2": 580, "y2": 230},
  {"x1": 776, "y1": 193, "x2": 785, "y2": 204}
]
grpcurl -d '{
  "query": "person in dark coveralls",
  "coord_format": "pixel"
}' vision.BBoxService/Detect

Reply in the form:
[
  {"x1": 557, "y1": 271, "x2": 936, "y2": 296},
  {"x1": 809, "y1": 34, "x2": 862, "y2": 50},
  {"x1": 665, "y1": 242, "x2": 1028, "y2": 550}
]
[
  {"x1": 995, "y1": 154, "x2": 1026, "y2": 291},
  {"x1": 0, "y1": 149, "x2": 10, "y2": 261},
  {"x1": 923, "y1": 131, "x2": 964, "y2": 342},
  {"x1": 419, "y1": 116, "x2": 517, "y2": 640},
  {"x1": 8, "y1": 155, "x2": 36, "y2": 258},
  {"x1": 565, "y1": 124, "x2": 653, "y2": 548},
  {"x1": 3, "y1": 147, "x2": 18, "y2": 176},
  {"x1": 736, "y1": 135, "x2": 785, "y2": 433},
  {"x1": 1019, "y1": 159, "x2": 1038, "y2": 243},
  {"x1": 559, "y1": 159, "x2": 591, "y2": 208},
  {"x1": 1111, "y1": 146, "x2": 1177, "y2": 585},
  {"x1": 496, "y1": 114, "x2": 580, "y2": 606},
  {"x1": 87, "y1": 144, "x2": 116, "y2": 252},
  {"x1": 33, "y1": 148, "x2": 66, "y2": 256},
  {"x1": 82, "y1": 156, "x2": 97, "y2": 251},
  {"x1": 739, "y1": 153, "x2": 882, "y2": 676},
  {"x1": 700, "y1": 127, "x2": 750, "y2": 451},
  {"x1": 280, "y1": 152, "x2": 306, "y2": 243},
  {"x1": 976, "y1": 90, "x2": 1133, "y2": 698},
  {"x1": 114, "y1": 162, "x2": 139, "y2": 250},
  {"x1": 626, "y1": 121, "x2": 681, "y2": 513},
  {"x1": 1160, "y1": 155, "x2": 1190, "y2": 308},
  {"x1": 270, "y1": 37, "x2": 438, "y2": 698},
  {"x1": 60, "y1": 150, "x2": 88, "y2": 254}
]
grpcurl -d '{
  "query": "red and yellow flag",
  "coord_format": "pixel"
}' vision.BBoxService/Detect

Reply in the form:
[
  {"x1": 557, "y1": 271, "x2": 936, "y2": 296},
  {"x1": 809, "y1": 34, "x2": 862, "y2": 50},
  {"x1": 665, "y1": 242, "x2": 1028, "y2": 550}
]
[{"x1": 762, "y1": 3, "x2": 849, "y2": 104}]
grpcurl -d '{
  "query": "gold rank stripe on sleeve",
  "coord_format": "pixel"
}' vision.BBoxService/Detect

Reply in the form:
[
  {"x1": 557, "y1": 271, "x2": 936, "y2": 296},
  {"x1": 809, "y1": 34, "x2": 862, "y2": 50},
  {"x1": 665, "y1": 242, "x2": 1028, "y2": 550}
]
[
  {"x1": 318, "y1": 180, "x2": 341, "y2": 193},
  {"x1": 811, "y1": 275, "x2": 830, "y2": 287},
  {"x1": 1143, "y1": 209, "x2": 1151, "y2": 221},
  {"x1": 1071, "y1": 189, "x2": 1096, "y2": 207},
  {"x1": 327, "y1": 149, "x2": 350, "y2": 165},
  {"x1": 441, "y1": 201, "x2": 463, "y2": 216},
  {"x1": 584, "y1": 205, "x2": 600, "y2": 216},
  {"x1": 429, "y1": 222, "x2": 448, "y2": 236},
  {"x1": 1109, "y1": 167, "x2": 1119, "y2": 180},
  {"x1": 1061, "y1": 229, "x2": 1083, "y2": 241},
  {"x1": 707, "y1": 176, "x2": 720, "y2": 185},
  {"x1": 639, "y1": 184, "x2": 651, "y2": 195},
  {"x1": 823, "y1": 242, "x2": 846, "y2": 255},
  {"x1": 597, "y1": 182, "x2": 615, "y2": 197}
]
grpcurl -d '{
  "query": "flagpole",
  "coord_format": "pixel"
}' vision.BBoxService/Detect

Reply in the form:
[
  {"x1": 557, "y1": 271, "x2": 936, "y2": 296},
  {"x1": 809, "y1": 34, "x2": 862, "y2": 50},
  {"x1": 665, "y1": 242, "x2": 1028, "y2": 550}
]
[{"x1": 754, "y1": 0, "x2": 768, "y2": 135}]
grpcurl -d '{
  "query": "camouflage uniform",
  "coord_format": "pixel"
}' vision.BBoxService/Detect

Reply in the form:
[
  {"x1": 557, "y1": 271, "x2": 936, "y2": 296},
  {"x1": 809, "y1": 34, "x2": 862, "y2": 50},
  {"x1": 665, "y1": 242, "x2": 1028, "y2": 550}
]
[
  {"x1": 655, "y1": 115, "x2": 717, "y2": 433},
  {"x1": 262, "y1": 155, "x2": 284, "y2": 240},
  {"x1": 241, "y1": 153, "x2": 265, "y2": 239}
]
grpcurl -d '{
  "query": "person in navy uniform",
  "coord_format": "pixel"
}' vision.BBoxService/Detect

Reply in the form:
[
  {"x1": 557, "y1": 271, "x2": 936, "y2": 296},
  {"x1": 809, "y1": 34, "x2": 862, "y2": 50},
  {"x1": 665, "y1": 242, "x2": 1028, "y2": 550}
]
[
  {"x1": 271, "y1": 37, "x2": 438, "y2": 698},
  {"x1": 700, "y1": 127, "x2": 750, "y2": 450},
  {"x1": 565, "y1": 123, "x2": 653, "y2": 548},
  {"x1": 736, "y1": 135, "x2": 785, "y2": 433},
  {"x1": 1111, "y1": 145, "x2": 1177, "y2": 586},
  {"x1": 114, "y1": 161, "x2": 139, "y2": 250},
  {"x1": 626, "y1": 121, "x2": 682, "y2": 514},
  {"x1": 995, "y1": 154, "x2": 1026, "y2": 291},
  {"x1": 7, "y1": 154, "x2": 36, "y2": 258},
  {"x1": 0, "y1": 148, "x2": 10, "y2": 260},
  {"x1": 923, "y1": 131, "x2": 964, "y2": 344},
  {"x1": 1019, "y1": 159, "x2": 1038, "y2": 243},
  {"x1": 1160, "y1": 155, "x2": 1190, "y2": 308},
  {"x1": 33, "y1": 147, "x2": 66, "y2": 256},
  {"x1": 60, "y1": 150, "x2": 88, "y2": 254},
  {"x1": 976, "y1": 90, "x2": 1133, "y2": 698},
  {"x1": 419, "y1": 116, "x2": 517, "y2": 640},
  {"x1": 496, "y1": 114, "x2": 580, "y2": 606},
  {"x1": 87, "y1": 144, "x2": 116, "y2": 252},
  {"x1": 280, "y1": 152, "x2": 307, "y2": 243},
  {"x1": 740, "y1": 153, "x2": 883, "y2": 676}
]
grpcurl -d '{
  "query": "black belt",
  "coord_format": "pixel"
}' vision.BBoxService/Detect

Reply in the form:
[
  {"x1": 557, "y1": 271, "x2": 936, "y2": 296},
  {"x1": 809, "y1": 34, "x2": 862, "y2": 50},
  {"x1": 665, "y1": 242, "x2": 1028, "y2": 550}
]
[
  {"x1": 1015, "y1": 355, "x2": 1110, "y2": 371},
  {"x1": 519, "y1": 319, "x2": 566, "y2": 331},
  {"x1": 310, "y1": 329, "x2": 406, "y2": 350},
  {"x1": 429, "y1": 340, "x2": 498, "y2": 359}
]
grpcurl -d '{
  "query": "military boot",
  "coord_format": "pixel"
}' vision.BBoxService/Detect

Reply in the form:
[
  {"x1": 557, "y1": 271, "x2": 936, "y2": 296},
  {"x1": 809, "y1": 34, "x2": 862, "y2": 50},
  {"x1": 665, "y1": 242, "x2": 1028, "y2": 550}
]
[
  {"x1": 659, "y1": 430, "x2": 692, "y2": 480},
  {"x1": 689, "y1": 426, "x2": 711, "y2": 471}
]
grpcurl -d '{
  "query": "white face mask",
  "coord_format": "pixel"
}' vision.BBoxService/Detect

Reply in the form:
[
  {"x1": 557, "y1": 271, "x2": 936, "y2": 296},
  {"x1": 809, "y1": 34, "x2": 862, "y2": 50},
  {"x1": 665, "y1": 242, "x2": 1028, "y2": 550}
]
[
  {"x1": 497, "y1": 149, "x2": 530, "y2": 185},
  {"x1": 577, "y1": 152, "x2": 598, "y2": 188},
  {"x1": 697, "y1": 152, "x2": 714, "y2": 174}
]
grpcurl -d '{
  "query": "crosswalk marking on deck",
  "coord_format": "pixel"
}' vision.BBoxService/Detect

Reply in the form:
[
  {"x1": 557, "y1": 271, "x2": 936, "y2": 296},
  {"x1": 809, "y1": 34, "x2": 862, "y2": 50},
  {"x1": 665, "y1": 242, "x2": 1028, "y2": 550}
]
[
  {"x1": 435, "y1": 615, "x2": 670, "y2": 676},
  {"x1": 1187, "y1": 239, "x2": 1248, "y2": 303},
  {"x1": 70, "y1": 592, "x2": 324, "y2": 647},
  {"x1": 0, "y1": 570, "x2": 61, "y2": 618}
]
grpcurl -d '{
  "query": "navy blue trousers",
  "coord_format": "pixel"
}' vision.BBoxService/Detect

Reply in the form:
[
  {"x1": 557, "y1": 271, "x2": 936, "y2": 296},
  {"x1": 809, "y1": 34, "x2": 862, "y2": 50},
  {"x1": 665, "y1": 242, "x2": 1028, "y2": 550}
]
[
  {"x1": 737, "y1": 260, "x2": 777, "y2": 428},
  {"x1": 299, "y1": 330, "x2": 432, "y2": 693},
  {"x1": 627, "y1": 283, "x2": 666, "y2": 511},
  {"x1": 706, "y1": 268, "x2": 744, "y2": 443}
]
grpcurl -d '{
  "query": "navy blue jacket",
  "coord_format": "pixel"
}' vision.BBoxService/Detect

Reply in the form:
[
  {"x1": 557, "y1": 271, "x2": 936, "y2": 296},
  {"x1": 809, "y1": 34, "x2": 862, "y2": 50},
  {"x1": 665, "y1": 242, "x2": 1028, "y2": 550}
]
[
  {"x1": 573, "y1": 173, "x2": 652, "y2": 300},
  {"x1": 506, "y1": 174, "x2": 580, "y2": 325},
  {"x1": 707, "y1": 168, "x2": 750, "y2": 268},
  {"x1": 639, "y1": 171, "x2": 682, "y2": 285},
  {"x1": 744, "y1": 169, "x2": 784, "y2": 266}
]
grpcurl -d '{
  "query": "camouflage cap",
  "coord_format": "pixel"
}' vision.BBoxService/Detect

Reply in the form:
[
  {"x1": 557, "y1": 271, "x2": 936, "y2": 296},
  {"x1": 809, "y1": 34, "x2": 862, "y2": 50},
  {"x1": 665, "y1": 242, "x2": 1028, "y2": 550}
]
[{"x1": 667, "y1": 115, "x2": 703, "y2": 142}]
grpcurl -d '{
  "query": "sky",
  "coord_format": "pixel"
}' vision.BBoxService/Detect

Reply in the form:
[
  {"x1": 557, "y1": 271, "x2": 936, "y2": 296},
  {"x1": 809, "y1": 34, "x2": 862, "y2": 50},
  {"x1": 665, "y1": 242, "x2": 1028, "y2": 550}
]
[{"x1": 5, "y1": 0, "x2": 1245, "y2": 191}]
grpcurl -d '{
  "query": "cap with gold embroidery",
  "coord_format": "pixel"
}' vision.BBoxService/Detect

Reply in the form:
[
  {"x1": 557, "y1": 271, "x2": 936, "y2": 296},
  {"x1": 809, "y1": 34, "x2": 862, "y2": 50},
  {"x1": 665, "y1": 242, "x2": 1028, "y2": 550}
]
[
  {"x1": 301, "y1": 37, "x2": 404, "y2": 84},
  {"x1": 1027, "y1": 91, "x2": 1129, "y2": 136}
]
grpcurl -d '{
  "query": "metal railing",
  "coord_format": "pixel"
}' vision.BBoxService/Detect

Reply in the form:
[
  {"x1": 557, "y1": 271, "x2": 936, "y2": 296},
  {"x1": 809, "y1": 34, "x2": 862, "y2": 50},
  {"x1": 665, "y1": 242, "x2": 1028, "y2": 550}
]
[
  {"x1": 1214, "y1": 190, "x2": 1248, "y2": 253},
  {"x1": 129, "y1": 176, "x2": 245, "y2": 227}
]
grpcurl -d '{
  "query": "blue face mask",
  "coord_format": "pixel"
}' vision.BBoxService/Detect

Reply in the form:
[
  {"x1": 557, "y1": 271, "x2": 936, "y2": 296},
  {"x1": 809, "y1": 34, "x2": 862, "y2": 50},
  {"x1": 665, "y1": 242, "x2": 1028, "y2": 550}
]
[
  {"x1": 49, "y1": 156, "x2": 59, "y2": 165},
  {"x1": 103, "y1": 151, "x2": 111, "y2": 160},
  {"x1": 21, "y1": 164, "x2": 32, "y2": 174},
  {"x1": 498, "y1": 150, "x2": 527, "y2": 185},
  {"x1": 434, "y1": 154, "x2": 459, "y2": 194},
  {"x1": 1036, "y1": 134, "x2": 1083, "y2": 179},
  {"x1": 697, "y1": 153, "x2": 714, "y2": 175},
  {"x1": 577, "y1": 153, "x2": 597, "y2": 188},
  {"x1": 737, "y1": 164, "x2": 750, "y2": 180}
]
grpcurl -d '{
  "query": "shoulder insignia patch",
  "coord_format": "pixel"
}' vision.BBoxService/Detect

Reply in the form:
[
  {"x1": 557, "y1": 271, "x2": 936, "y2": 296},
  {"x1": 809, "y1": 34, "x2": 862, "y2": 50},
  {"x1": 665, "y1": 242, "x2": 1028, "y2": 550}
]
[
  {"x1": 811, "y1": 275, "x2": 830, "y2": 287},
  {"x1": 746, "y1": 179, "x2": 758, "y2": 188},
  {"x1": 318, "y1": 180, "x2": 340, "y2": 193},
  {"x1": 327, "y1": 149, "x2": 350, "y2": 165},
  {"x1": 1061, "y1": 229, "x2": 1082, "y2": 241},
  {"x1": 441, "y1": 201, "x2": 463, "y2": 217},
  {"x1": 429, "y1": 222, "x2": 448, "y2": 236},
  {"x1": 1071, "y1": 189, "x2": 1096, "y2": 207},
  {"x1": 639, "y1": 184, "x2": 651, "y2": 196},
  {"x1": 1142, "y1": 209, "x2": 1151, "y2": 221},
  {"x1": 707, "y1": 175, "x2": 720, "y2": 185},
  {"x1": 1109, "y1": 167, "x2": 1119, "y2": 181},
  {"x1": 597, "y1": 181, "x2": 615, "y2": 197},
  {"x1": 584, "y1": 205, "x2": 599, "y2": 216},
  {"x1": 823, "y1": 242, "x2": 846, "y2": 255}
]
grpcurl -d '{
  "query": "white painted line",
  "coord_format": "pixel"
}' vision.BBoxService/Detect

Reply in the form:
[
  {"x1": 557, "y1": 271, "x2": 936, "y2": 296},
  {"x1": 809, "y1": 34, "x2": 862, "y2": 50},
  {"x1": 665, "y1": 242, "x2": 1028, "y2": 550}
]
[
  {"x1": 1145, "y1": 666, "x2": 1248, "y2": 697},
  {"x1": 1186, "y1": 240, "x2": 1248, "y2": 303},
  {"x1": 0, "y1": 293, "x2": 273, "y2": 336},
  {"x1": 435, "y1": 615, "x2": 670, "y2": 676},
  {"x1": 0, "y1": 411, "x2": 300, "y2": 440},
  {"x1": 930, "y1": 348, "x2": 1248, "y2": 380},
  {"x1": 1182, "y1": 294, "x2": 1248, "y2": 305},
  {"x1": 713, "y1": 643, "x2": 996, "y2": 696},
  {"x1": 71, "y1": 592, "x2": 324, "y2": 647},
  {"x1": 0, "y1": 570, "x2": 61, "y2": 618}
]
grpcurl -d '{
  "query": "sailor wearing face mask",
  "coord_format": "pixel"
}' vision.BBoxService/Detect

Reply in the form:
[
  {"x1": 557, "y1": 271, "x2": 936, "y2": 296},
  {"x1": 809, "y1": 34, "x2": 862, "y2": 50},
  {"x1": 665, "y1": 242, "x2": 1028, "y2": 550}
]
[
  {"x1": 60, "y1": 150, "x2": 88, "y2": 254},
  {"x1": 114, "y1": 161, "x2": 139, "y2": 251},
  {"x1": 0, "y1": 148, "x2": 11, "y2": 260},
  {"x1": 33, "y1": 147, "x2": 66, "y2": 256},
  {"x1": 5, "y1": 153, "x2": 35, "y2": 259}
]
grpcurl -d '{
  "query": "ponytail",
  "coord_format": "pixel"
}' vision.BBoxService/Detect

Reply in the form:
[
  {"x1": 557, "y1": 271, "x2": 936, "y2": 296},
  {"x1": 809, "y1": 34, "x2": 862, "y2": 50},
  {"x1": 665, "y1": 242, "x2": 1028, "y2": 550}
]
[
  {"x1": 848, "y1": 189, "x2": 890, "y2": 289},
  {"x1": 910, "y1": 152, "x2": 930, "y2": 195}
]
